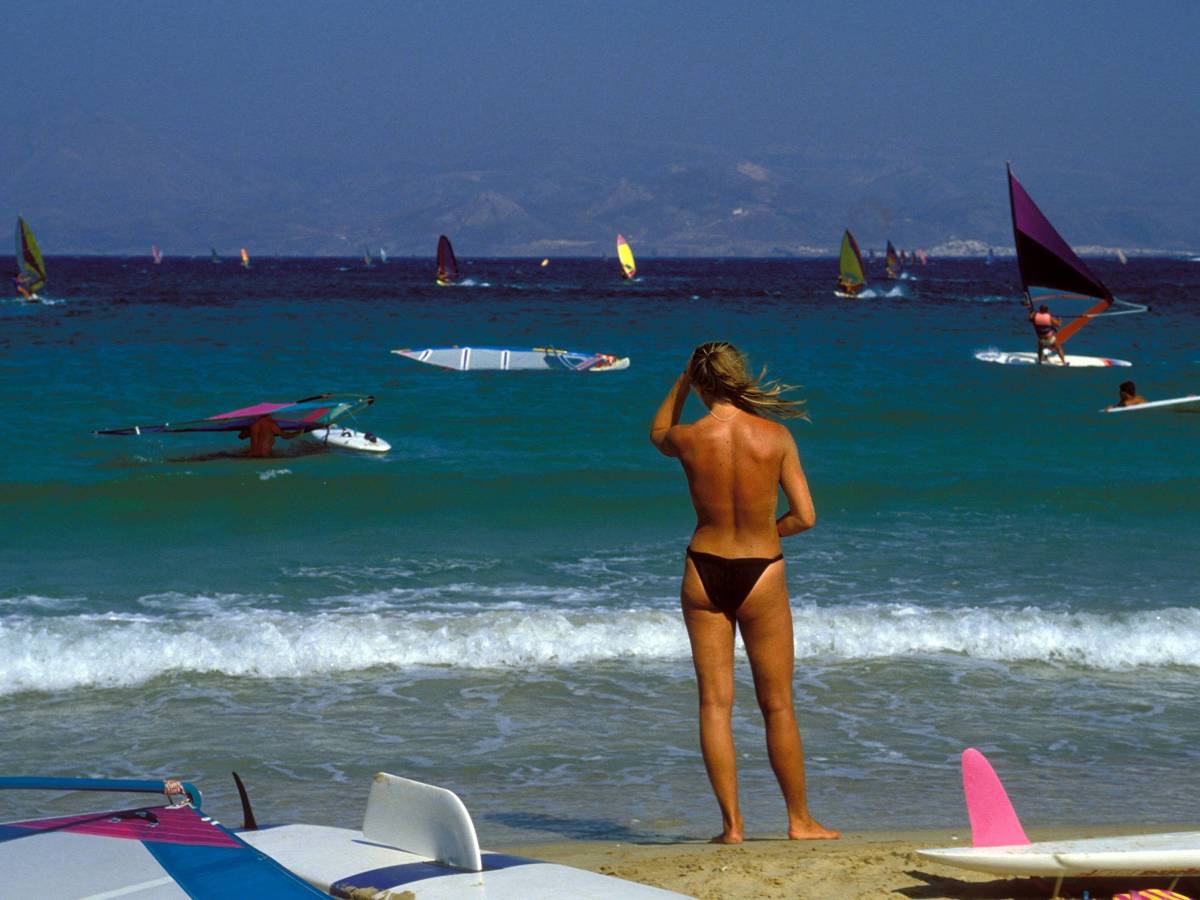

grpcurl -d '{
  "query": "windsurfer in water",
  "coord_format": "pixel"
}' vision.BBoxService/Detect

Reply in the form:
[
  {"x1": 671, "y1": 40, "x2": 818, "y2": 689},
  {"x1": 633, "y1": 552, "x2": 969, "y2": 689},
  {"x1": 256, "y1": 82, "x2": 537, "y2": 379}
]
[
  {"x1": 238, "y1": 415, "x2": 302, "y2": 458},
  {"x1": 12, "y1": 273, "x2": 33, "y2": 301},
  {"x1": 836, "y1": 276, "x2": 861, "y2": 297},
  {"x1": 1027, "y1": 301, "x2": 1068, "y2": 365},
  {"x1": 650, "y1": 342, "x2": 838, "y2": 845},
  {"x1": 1109, "y1": 380, "x2": 1147, "y2": 409}
]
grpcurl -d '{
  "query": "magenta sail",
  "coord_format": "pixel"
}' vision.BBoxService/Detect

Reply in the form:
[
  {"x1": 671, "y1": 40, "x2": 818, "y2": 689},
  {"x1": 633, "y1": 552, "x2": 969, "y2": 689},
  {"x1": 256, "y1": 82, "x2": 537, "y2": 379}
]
[{"x1": 1007, "y1": 165, "x2": 1111, "y2": 303}]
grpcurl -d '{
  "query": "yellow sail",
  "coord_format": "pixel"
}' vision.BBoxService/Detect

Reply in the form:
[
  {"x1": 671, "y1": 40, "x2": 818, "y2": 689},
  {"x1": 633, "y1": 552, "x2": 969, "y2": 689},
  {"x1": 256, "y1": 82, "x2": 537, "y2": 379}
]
[
  {"x1": 240, "y1": 248, "x2": 250, "y2": 268},
  {"x1": 616, "y1": 234, "x2": 636, "y2": 279}
]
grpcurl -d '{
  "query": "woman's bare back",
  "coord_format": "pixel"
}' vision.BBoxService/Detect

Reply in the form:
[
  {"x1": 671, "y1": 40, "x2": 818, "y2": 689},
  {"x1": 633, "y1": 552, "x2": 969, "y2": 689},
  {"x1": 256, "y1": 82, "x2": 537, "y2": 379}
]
[{"x1": 672, "y1": 412, "x2": 789, "y2": 557}]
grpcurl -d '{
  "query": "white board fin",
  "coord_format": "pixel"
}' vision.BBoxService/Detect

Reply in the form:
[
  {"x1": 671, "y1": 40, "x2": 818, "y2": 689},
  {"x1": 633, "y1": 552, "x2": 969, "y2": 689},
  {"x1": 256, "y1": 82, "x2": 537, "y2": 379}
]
[
  {"x1": 962, "y1": 748, "x2": 1030, "y2": 847},
  {"x1": 362, "y1": 773, "x2": 483, "y2": 872}
]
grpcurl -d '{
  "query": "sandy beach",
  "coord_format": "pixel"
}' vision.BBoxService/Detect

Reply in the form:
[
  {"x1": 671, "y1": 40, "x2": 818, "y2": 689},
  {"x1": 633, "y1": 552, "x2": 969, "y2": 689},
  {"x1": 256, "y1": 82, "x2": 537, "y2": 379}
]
[{"x1": 506, "y1": 826, "x2": 1200, "y2": 899}]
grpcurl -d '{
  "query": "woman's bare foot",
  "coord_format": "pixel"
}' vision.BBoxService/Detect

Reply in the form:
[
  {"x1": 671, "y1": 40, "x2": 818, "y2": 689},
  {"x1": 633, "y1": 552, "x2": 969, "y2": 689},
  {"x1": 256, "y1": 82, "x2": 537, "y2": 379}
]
[
  {"x1": 788, "y1": 817, "x2": 840, "y2": 840},
  {"x1": 710, "y1": 815, "x2": 744, "y2": 844},
  {"x1": 709, "y1": 830, "x2": 743, "y2": 844}
]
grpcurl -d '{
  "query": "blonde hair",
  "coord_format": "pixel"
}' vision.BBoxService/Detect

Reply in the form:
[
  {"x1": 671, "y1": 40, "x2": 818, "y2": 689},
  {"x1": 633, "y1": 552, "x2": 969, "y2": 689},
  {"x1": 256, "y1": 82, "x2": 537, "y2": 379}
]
[{"x1": 687, "y1": 342, "x2": 808, "y2": 420}]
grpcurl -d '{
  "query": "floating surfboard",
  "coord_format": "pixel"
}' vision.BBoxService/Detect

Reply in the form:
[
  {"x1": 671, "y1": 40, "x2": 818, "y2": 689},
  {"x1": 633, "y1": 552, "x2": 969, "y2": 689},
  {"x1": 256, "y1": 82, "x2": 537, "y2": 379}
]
[
  {"x1": 918, "y1": 750, "x2": 1200, "y2": 882},
  {"x1": 975, "y1": 349, "x2": 1132, "y2": 367},
  {"x1": 393, "y1": 347, "x2": 630, "y2": 372},
  {"x1": 309, "y1": 427, "x2": 391, "y2": 452},
  {"x1": 242, "y1": 773, "x2": 687, "y2": 899},
  {"x1": 1103, "y1": 395, "x2": 1200, "y2": 414}
]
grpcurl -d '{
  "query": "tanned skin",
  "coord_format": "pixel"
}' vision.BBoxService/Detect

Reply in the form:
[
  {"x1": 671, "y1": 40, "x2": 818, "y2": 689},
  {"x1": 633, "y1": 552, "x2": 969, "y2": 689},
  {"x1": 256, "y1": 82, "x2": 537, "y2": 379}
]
[{"x1": 651, "y1": 371, "x2": 839, "y2": 844}]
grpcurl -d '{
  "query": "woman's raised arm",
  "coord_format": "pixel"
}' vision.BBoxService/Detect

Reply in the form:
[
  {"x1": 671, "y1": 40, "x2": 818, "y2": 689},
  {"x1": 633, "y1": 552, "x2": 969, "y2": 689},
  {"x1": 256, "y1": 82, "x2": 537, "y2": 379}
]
[{"x1": 650, "y1": 372, "x2": 690, "y2": 457}]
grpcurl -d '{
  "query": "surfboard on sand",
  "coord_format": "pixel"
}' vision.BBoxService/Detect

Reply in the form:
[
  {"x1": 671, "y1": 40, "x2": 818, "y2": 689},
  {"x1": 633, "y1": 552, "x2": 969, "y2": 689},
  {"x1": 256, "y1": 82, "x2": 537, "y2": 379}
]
[
  {"x1": 917, "y1": 750, "x2": 1200, "y2": 889},
  {"x1": 1103, "y1": 395, "x2": 1200, "y2": 414},
  {"x1": 241, "y1": 772, "x2": 688, "y2": 899}
]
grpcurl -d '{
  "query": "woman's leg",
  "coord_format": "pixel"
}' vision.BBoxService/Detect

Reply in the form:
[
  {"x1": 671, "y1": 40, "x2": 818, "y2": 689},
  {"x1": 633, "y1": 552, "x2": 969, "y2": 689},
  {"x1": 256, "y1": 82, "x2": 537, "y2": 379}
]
[
  {"x1": 681, "y1": 558, "x2": 742, "y2": 843},
  {"x1": 737, "y1": 563, "x2": 839, "y2": 840}
]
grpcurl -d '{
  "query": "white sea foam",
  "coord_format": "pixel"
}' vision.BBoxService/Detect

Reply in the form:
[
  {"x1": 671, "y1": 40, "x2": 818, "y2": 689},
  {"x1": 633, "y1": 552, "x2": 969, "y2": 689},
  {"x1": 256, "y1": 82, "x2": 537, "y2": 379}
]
[
  {"x1": 259, "y1": 468, "x2": 292, "y2": 481},
  {"x1": 2, "y1": 602, "x2": 1199, "y2": 696}
]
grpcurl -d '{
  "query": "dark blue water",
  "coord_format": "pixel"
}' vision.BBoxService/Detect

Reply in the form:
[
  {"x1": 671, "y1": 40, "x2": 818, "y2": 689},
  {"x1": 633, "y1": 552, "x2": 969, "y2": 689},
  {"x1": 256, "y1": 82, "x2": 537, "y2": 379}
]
[{"x1": 2, "y1": 256, "x2": 1198, "y2": 841}]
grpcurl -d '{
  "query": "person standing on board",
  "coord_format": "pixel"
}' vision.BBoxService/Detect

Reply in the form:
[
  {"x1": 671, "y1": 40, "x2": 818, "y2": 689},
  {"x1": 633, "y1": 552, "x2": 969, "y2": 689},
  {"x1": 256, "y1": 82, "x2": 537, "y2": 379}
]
[
  {"x1": 1109, "y1": 381, "x2": 1147, "y2": 409},
  {"x1": 1027, "y1": 301, "x2": 1067, "y2": 365},
  {"x1": 650, "y1": 342, "x2": 839, "y2": 844},
  {"x1": 12, "y1": 273, "x2": 33, "y2": 301},
  {"x1": 238, "y1": 415, "x2": 301, "y2": 458}
]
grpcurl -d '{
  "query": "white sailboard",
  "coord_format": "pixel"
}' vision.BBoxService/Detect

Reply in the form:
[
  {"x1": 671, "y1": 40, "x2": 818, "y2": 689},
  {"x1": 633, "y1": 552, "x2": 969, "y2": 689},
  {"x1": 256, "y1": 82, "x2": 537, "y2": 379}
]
[
  {"x1": 1102, "y1": 394, "x2": 1200, "y2": 414},
  {"x1": 393, "y1": 346, "x2": 630, "y2": 372},
  {"x1": 918, "y1": 750, "x2": 1200, "y2": 892},
  {"x1": 975, "y1": 349, "x2": 1131, "y2": 368},
  {"x1": 242, "y1": 772, "x2": 688, "y2": 899},
  {"x1": 979, "y1": 166, "x2": 1146, "y2": 368},
  {"x1": 309, "y1": 426, "x2": 391, "y2": 452}
]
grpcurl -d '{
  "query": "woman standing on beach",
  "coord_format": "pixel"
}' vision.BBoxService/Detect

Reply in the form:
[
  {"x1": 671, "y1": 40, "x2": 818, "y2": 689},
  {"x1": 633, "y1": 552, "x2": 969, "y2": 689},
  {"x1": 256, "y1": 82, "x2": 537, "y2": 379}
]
[{"x1": 650, "y1": 342, "x2": 838, "y2": 844}]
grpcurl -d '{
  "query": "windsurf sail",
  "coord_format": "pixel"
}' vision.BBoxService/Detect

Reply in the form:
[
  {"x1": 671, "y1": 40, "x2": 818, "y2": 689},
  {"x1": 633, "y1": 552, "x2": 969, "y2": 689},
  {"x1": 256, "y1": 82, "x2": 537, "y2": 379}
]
[
  {"x1": 1116, "y1": 248, "x2": 1127, "y2": 265},
  {"x1": 151, "y1": 244, "x2": 162, "y2": 265},
  {"x1": 379, "y1": 247, "x2": 387, "y2": 263},
  {"x1": 1007, "y1": 164, "x2": 1145, "y2": 345},
  {"x1": 241, "y1": 247, "x2": 250, "y2": 269},
  {"x1": 97, "y1": 394, "x2": 375, "y2": 436},
  {"x1": 436, "y1": 235, "x2": 458, "y2": 284},
  {"x1": 986, "y1": 247, "x2": 994, "y2": 265},
  {"x1": 617, "y1": 234, "x2": 636, "y2": 279},
  {"x1": 838, "y1": 230, "x2": 867, "y2": 291},
  {"x1": 211, "y1": 247, "x2": 221, "y2": 263},
  {"x1": 15, "y1": 217, "x2": 46, "y2": 295},
  {"x1": 884, "y1": 241, "x2": 899, "y2": 278},
  {"x1": 363, "y1": 249, "x2": 373, "y2": 267},
  {"x1": 0, "y1": 777, "x2": 324, "y2": 898}
]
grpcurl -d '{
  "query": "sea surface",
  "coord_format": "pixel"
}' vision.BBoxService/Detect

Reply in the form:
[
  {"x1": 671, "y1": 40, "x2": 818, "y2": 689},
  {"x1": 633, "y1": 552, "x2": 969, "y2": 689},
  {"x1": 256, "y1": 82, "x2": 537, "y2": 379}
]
[{"x1": 2, "y1": 256, "x2": 1198, "y2": 843}]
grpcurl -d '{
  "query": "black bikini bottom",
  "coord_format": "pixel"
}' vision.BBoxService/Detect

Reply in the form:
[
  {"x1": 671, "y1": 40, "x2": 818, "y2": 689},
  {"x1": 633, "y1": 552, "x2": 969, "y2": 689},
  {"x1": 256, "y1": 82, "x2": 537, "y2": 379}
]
[{"x1": 686, "y1": 548, "x2": 784, "y2": 616}]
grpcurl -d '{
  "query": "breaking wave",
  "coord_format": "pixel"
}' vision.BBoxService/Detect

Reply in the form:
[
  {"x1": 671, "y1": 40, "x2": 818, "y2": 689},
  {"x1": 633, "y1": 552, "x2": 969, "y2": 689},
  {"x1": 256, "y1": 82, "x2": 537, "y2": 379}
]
[{"x1": 2, "y1": 599, "x2": 1198, "y2": 695}]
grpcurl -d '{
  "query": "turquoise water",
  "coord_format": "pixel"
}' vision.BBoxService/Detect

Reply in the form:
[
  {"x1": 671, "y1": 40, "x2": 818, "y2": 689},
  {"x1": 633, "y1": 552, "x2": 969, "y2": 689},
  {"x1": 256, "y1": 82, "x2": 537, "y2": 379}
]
[{"x1": 2, "y1": 257, "x2": 1198, "y2": 841}]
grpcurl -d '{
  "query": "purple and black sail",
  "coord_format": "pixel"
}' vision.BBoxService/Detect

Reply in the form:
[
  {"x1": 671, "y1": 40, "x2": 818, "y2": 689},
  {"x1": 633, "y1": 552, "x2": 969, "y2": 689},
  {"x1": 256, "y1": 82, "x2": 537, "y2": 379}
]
[{"x1": 1007, "y1": 164, "x2": 1113, "y2": 345}]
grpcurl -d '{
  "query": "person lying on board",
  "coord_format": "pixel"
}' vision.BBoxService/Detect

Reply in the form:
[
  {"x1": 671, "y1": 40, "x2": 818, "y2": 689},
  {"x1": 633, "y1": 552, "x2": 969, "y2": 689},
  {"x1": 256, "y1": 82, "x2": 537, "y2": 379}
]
[
  {"x1": 1027, "y1": 301, "x2": 1067, "y2": 365},
  {"x1": 238, "y1": 415, "x2": 303, "y2": 458},
  {"x1": 1109, "y1": 380, "x2": 1147, "y2": 409},
  {"x1": 650, "y1": 342, "x2": 838, "y2": 845}
]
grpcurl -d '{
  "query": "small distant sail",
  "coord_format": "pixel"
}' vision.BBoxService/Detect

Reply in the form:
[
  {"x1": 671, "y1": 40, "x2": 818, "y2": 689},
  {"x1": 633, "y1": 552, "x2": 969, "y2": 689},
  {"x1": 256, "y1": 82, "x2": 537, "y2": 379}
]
[
  {"x1": 436, "y1": 235, "x2": 459, "y2": 285},
  {"x1": 240, "y1": 248, "x2": 250, "y2": 269},
  {"x1": 211, "y1": 247, "x2": 221, "y2": 264},
  {"x1": 540, "y1": 258, "x2": 549, "y2": 267},
  {"x1": 986, "y1": 247, "x2": 995, "y2": 266},
  {"x1": 151, "y1": 245, "x2": 162, "y2": 265},
  {"x1": 884, "y1": 241, "x2": 899, "y2": 278},
  {"x1": 15, "y1": 217, "x2": 47, "y2": 296},
  {"x1": 616, "y1": 234, "x2": 636, "y2": 279},
  {"x1": 916, "y1": 249, "x2": 928, "y2": 266},
  {"x1": 363, "y1": 248, "x2": 373, "y2": 267},
  {"x1": 379, "y1": 247, "x2": 387, "y2": 264},
  {"x1": 837, "y1": 230, "x2": 867, "y2": 295},
  {"x1": 1007, "y1": 163, "x2": 1144, "y2": 345},
  {"x1": 1116, "y1": 248, "x2": 1127, "y2": 265}
]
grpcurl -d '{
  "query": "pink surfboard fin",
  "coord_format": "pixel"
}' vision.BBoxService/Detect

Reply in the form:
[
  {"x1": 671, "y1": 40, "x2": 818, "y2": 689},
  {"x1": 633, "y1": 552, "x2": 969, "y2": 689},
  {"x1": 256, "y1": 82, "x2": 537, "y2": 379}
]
[{"x1": 961, "y1": 748, "x2": 1029, "y2": 847}]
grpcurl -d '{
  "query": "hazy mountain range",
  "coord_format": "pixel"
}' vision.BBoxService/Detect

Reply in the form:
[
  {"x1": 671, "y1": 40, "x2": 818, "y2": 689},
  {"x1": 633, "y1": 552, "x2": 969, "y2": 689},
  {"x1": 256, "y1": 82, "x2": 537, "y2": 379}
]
[{"x1": 5, "y1": 113, "x2": 1197, "y2": 257}]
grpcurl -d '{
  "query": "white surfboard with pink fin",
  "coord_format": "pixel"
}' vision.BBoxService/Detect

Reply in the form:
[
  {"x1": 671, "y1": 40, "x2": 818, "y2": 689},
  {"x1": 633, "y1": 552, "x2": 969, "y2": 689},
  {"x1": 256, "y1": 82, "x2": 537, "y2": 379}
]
[{"x1": 918, "y1": 749, "x2": 1200, "y2": 895}]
